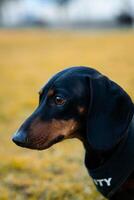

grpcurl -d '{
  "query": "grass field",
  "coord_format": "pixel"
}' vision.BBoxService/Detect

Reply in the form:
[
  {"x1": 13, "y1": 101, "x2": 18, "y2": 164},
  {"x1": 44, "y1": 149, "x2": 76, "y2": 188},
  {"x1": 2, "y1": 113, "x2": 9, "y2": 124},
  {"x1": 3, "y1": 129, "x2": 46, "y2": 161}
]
[{"x1": 0, "y1": 29, "x2": 134, "y2": 200}]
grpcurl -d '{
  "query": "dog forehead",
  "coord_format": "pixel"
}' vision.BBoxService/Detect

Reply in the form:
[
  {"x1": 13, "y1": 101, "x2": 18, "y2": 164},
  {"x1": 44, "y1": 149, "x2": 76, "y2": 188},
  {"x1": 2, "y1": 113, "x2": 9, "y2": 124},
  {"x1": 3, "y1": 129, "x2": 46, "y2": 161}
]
[
  {"x1": 54, "y1": 74, "x2": 86, "y2": 93},
  {"x1": 41, "y1": 68, "x2": 89, "y2": 95},
  {"x1": 56, "y1": 72, "x2": 83, "y2": 84}
]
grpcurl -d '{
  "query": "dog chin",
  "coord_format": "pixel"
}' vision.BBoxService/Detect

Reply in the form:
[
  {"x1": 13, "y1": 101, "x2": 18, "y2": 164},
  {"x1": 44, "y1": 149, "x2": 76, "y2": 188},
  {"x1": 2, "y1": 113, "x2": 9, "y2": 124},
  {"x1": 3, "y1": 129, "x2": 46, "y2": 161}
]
[
  {"x1": 25, "y1": 136, "x2": 65, "y2": 150},
  {"x1": 14, "y1": 135, "x2": 65, "y2": 150},
  {"x1": 14, "y1": 143, "x2": 49, "y2": 151},
  {"x1": 35, "y1": 143, "x2": 53, "y2": 150}
]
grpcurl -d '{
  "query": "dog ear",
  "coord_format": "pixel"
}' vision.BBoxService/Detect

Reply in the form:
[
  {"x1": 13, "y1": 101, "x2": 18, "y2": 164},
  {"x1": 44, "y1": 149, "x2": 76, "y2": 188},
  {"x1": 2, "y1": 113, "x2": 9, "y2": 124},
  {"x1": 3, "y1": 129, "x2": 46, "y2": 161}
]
[{"x1": 86, "y1": 74, "x2": 133, "y2": 151}]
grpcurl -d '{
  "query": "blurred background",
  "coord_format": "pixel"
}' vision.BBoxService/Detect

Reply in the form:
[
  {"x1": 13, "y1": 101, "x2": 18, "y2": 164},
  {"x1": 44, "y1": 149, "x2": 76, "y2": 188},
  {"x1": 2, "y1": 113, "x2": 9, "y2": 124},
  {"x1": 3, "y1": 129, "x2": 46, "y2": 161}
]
[
  {"x1": 0, "y1": 0, "x2": 134, "y2": 200},
  {"x1": 0, "y1": 0, "x2": 134, "y2": 28}
]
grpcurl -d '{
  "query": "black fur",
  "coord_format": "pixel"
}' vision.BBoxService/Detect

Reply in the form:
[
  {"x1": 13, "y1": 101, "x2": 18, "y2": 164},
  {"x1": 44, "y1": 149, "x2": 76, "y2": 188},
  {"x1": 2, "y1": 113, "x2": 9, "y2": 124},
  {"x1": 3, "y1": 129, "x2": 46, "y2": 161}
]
[{"x1": 12, "y1": 66, "x2": 134, "y2": 199}]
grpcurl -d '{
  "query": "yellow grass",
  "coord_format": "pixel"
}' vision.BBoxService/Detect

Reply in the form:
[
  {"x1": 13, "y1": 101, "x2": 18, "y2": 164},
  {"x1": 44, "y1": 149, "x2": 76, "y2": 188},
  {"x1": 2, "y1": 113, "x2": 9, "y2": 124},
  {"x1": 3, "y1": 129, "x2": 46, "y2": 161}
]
[{"x1": 0, "y1": 29, "x2": 134, "y2": 200}]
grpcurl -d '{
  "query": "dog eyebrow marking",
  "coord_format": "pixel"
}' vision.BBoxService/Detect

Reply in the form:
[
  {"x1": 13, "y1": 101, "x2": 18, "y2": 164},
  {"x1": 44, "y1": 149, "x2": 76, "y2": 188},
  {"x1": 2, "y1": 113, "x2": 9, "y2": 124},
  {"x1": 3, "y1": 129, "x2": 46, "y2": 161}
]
[{"x1": 47, "y1": 89, "x2": 54, "y2": 97}]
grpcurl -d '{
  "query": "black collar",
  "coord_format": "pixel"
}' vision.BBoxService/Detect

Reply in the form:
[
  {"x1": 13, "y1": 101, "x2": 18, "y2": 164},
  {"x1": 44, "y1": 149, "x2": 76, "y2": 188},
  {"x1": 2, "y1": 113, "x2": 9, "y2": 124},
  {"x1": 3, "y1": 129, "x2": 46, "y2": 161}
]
[{"x1": 85, "y1": 115, "x2": 134, "y2": 198}]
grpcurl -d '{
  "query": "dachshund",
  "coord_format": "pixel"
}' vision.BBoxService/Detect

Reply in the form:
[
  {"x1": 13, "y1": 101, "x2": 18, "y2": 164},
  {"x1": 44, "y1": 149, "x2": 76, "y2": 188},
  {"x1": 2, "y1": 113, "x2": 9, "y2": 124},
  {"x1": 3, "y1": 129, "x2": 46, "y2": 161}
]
[{"x1": 12, "y1": 66, "x2": 134, "y2": 200}]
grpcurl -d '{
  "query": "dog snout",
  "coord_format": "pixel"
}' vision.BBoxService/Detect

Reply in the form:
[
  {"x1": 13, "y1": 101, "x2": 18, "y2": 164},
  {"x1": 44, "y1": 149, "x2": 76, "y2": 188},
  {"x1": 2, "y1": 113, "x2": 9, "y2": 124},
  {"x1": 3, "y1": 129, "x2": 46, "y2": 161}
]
[{"x1": 12, "y1": 130, "x2": 28, "y2": 147}]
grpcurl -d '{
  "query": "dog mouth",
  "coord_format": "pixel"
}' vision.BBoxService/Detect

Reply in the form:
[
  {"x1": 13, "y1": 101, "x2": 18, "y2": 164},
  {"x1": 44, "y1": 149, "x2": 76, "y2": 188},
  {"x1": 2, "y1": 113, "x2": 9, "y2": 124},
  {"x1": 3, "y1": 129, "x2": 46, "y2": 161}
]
[
  {"x1": 36, "y1": 135, "x2": 65, "y2": 150},
  {"x1": 12, "y1": 134, "x2": 65, "y2": 150}
]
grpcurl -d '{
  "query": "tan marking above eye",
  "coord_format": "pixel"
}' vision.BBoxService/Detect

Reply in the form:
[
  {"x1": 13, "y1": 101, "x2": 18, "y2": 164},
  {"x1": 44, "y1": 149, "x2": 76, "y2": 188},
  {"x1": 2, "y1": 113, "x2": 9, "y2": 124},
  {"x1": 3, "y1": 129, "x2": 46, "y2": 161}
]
[{"x1": 47, "y1": 89, "x2": 54, "y2": 97}]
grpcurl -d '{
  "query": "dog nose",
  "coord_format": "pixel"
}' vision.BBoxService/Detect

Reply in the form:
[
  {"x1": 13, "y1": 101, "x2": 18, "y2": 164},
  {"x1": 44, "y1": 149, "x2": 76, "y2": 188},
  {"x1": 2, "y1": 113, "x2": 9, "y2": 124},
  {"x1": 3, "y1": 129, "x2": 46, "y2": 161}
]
[{"x1": 12, "y1": 131, "x2": 27, "y2": 147}]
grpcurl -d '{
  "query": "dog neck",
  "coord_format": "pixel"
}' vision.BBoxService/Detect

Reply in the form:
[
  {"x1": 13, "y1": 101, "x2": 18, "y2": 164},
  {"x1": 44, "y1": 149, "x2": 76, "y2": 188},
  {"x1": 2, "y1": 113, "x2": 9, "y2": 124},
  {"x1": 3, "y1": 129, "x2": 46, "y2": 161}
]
[
  {"x1": 79, "y1": 116, "x2": 134, "y2": 199},
  {"x1": 83, "y1": 138, "x2": 120, "y2": 169}
]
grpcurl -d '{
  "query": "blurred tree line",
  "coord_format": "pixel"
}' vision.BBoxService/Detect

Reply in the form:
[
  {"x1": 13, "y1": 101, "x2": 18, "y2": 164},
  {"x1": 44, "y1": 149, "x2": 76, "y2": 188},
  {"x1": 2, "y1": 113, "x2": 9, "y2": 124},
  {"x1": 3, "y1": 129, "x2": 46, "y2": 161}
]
[
  {"x1": 56, "y1": 0, "x2": 71, "y2": 8},
  {"x1": 0, "y1": 0, "x2": 71, "y2": 25},
  {"x1": 0, "y1": 0, "x2": 16, "y2": 24},
  {"x1": 0, "y1": 0, "x2": 71, "y2": 8},
  {"x1": 0, "y1": 0, "x2": 133, "y2": 26}
]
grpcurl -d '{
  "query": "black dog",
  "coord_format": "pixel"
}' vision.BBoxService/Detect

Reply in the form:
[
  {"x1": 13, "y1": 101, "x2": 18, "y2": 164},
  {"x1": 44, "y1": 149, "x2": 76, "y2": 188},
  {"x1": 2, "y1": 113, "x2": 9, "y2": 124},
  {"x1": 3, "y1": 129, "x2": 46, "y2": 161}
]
[{"x1": 12, "y1": 66, "x2": 134, "y2": 199}]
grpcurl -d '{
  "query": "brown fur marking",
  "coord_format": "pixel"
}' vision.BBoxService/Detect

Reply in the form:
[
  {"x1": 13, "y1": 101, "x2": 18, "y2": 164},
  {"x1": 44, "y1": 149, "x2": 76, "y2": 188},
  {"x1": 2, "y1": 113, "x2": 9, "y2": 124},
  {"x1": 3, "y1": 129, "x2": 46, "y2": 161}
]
[
  {"x1": 47, "y1": 89, "x2": 54, "y2": 97},
  {"x1": 78, "y1": 106, "x2": 86, "y2": 114},
  {"x1": 28, "y1": 118, "x2": 79, "y2": 149}
]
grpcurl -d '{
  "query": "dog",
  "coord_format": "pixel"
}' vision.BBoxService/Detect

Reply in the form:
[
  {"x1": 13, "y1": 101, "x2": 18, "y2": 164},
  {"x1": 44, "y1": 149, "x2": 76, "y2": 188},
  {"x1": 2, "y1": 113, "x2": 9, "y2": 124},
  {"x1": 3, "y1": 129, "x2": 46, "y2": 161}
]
[{"x1": 12, "y1": 66, "x2": 134, "y2": 199}]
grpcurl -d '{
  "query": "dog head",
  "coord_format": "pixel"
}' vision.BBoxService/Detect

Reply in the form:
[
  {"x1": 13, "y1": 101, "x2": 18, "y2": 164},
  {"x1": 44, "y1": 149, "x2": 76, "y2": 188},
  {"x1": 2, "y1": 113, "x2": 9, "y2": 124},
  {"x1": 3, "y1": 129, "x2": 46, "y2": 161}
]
[{"x1": 12, "y1": 66, "x2": 133, "y2": 151}]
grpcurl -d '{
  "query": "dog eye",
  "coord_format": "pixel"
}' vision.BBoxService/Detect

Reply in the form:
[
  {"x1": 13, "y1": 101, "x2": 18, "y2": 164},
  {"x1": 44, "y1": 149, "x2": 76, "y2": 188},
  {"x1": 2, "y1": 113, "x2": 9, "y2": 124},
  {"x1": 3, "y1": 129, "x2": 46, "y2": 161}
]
[{"x1": 54, "y1": 96, "x2": 66, "y2": 105}]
